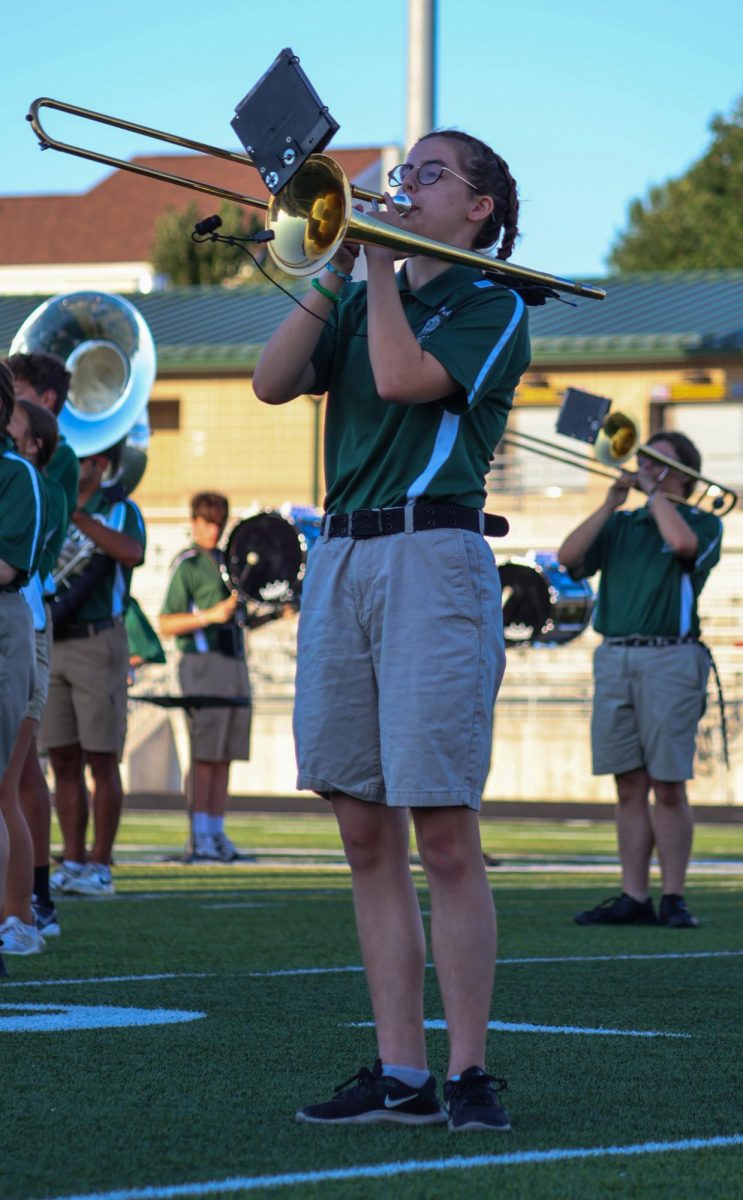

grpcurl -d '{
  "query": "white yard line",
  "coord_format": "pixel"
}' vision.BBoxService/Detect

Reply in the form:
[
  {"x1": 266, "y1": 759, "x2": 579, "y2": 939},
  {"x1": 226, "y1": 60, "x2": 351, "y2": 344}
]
[
  {"x1": 247, "y1": 949, "x2": 743, "y2": 977},
  {"x1": 351, "y1": 1020, "x2": 690, "y2": 1038},
  {"x1": 39, "y1": 1134, "x2": 743, "y2": 1200}
]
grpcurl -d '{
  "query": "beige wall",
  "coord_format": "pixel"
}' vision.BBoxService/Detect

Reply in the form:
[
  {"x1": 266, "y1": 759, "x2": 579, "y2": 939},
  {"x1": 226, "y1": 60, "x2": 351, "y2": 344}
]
[
  {"x1": 133, "y1": 361, "x2": 737, "y2": 518},
  {"x1": 138, "y1": 376, "x2": 325, "y2": 512}
]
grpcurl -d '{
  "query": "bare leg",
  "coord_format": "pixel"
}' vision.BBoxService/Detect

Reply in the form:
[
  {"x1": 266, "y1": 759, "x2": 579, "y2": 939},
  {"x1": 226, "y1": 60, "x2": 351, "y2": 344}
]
[
  {"x1": 650, "y1": 779, "x2": 693, "y2": 895},
  {"x1": 412, "y1": 806, "x2": 496, "y2": 1078},
  {"x1": 86, "y1": 751, "x2": 123, "y2": 866},
  {"x1": 49, "y1": 743, "x2": 88, "y2": 863},
  {"x1": 0, "y1": 718, "x2": 37, "y2": 924},
  {"x1": 333, "y1": 794, "x2": 427, "y2": 1069},
  {"x1": 208, "y1": 762, "x2": 230, "y2": 817},
  {"x1": 190, "y1": 761, "x2": 213, "y2": 814},
  {"x1": 615, "y1": 768, "x2": 655, "y2": 901},
  {"x1": 19, "y1": 736, "x2": 51, "y2": 869}
]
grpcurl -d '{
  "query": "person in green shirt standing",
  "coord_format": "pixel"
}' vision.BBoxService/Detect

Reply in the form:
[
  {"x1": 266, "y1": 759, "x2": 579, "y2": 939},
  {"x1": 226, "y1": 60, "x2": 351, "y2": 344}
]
[
  {"x1": 0, "y1": 364, "x2": 47, "y2": 971},
  {"x1": 253, "y1": 130, "x2": 530, "y2": 1131},
  {"x1": 7, "y1": 352, "x2": 78, "y2": 522},
  {"x1": 42, "y1": 448, "x2": 146, "y2": 898},
  {"x1": 558, "y1": 431, "x2": 722, "y2": 930},
  {"x1": 160, "y1": 492, "x2": 251, "y2": 862}
]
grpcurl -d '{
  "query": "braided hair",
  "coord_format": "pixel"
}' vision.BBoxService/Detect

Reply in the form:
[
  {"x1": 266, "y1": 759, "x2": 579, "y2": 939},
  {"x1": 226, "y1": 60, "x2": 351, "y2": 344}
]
[{"x1": 418, "y1": 130, "x2": 521, "y2": 259}]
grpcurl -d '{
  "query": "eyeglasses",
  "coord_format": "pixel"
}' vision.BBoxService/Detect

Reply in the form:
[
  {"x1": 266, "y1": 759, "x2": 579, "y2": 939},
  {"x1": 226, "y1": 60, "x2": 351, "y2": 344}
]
[{"x1": 387, "y1": 160, "x2": 478, "y2": 191}]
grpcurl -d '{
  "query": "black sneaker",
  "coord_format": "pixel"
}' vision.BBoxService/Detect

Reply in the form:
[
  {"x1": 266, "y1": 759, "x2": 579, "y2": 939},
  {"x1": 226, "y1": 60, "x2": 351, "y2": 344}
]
[
  {"x1": 32, "y1": 900, "x2": 61, "y2": 938},
  {"x1": 444, "y1": 1066, "x2": 511, "y2": 1132},
  {"x1": 295, "y1": 1060, "x2": 446, "y2": 1125},
  {"x1": 660, "y1": 894, "x2": 699, "y2": 928},
  {"x1": 574, "y1": 892, "x2": 658, "y2": 925}
]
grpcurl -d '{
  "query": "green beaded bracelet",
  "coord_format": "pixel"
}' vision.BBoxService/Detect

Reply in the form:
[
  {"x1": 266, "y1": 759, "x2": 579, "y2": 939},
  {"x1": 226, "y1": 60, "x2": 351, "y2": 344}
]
[{"x1": 311, "y1": 278, "x2": 340, "y2": 304}]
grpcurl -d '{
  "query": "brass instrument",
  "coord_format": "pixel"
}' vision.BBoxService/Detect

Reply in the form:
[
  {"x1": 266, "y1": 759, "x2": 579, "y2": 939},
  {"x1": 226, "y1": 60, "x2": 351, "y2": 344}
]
[
  {"x1": 11, "y1": 291, "x2": 157, "y2": 583},
  {"x1": 27, "y1": 97, "x2": 606, "y2": 301},
  {"x1": 501, "y1": 409, "x2": 738, "y2": 515}
]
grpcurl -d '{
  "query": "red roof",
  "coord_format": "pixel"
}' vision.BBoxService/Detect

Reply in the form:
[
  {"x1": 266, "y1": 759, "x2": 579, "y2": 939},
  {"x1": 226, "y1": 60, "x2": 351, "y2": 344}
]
[{"x1": 0, "y1": 147, "x2": 382, "y2": 265}]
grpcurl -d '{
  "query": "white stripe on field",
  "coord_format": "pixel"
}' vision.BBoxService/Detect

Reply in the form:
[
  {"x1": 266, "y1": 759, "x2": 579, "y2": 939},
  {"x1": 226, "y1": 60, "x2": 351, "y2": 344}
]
[
  {"x1": 39, "y1": 1134, "x2": 743, "y2": 1200},
  {"x1": 247, "y1": 949, "x2": 743, "y2": 977},
  {"x1": 352, "y1": 1020, "x2": 689, "y2": 1038},
  {"x1": 2, "y1": 973, "x2": 213, "y2": 989}
]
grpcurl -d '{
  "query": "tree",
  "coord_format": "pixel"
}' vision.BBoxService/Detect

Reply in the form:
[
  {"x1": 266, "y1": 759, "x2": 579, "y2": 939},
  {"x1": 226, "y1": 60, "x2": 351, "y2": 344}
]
[
  {"x1": 151, "y1": 199, "x2": 268, "y2": 286},
  {"x1": 608, "y1": 96, "x2": 743, "y2": 272}
]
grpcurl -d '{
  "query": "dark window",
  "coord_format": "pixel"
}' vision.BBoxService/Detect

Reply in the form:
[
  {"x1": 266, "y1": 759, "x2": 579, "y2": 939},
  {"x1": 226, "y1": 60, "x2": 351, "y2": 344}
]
[{"x1": 150, "y1": 399, "x2": 181, "y2": 431}]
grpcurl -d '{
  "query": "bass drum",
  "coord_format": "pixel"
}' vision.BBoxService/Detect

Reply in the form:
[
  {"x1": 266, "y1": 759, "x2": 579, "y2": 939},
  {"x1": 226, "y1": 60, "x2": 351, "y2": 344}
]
[
  {"x1": 498, "y1": 551, "x2": 594, "y2": 647},
  {"x1": 225, "y1": 511, "x2": 305, "y2": 605}
]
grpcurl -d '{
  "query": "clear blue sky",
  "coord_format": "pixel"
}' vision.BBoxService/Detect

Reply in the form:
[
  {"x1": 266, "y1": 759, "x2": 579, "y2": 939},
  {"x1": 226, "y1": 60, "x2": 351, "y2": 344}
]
[{"x1": 2, "y1": 0, "x2": 741, "y2": 277}]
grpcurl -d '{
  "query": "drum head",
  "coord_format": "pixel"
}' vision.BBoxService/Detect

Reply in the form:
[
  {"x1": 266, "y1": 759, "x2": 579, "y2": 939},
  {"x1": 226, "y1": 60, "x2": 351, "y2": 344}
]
[
  {"x1": 225, "y1": 512, "x2": 303, "y2": 603},
  {"x1": 498, "y1": 560, "x2": 551, "y2": 646}
]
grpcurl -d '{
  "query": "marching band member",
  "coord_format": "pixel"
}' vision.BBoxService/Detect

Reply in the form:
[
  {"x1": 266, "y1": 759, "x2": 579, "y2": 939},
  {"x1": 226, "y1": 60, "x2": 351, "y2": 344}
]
[
  {"x1": 558, "y1": 432, "x2": 722, "y2": 930},
  {"x1": 8, "y1": 352, "x2": 78, "y2": 520},
  {"x1": 253, "y1": 130, "x2": 529, "y2": 1131},
  {"x1": 159, "y1": 492, "x2": 252, "y2": 862},
  {"x1": 0, "y1": 366, "x2": 46, "y2": 962},
  {"x1": 43, "y1": 449, "x2": 146, "y2": 898}
]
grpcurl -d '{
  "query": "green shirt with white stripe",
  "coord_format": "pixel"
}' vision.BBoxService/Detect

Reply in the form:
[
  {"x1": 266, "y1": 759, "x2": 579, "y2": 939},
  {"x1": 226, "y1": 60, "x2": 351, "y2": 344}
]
[
  {"x1": 161, "y1": 545, "x2": 242, "y2": 656},
  {"x1": 577, "y1": 504, "x2": 722, "y2": 638},
  {"x1": 71, "y1": 488, "x2": 146, "y2": 624},
  {"x1": 0, "y1": 434, "x2": 47, "y2": 588},
  {"x1": 310, "y1": 264, "x2": 530, "y2": 512}
]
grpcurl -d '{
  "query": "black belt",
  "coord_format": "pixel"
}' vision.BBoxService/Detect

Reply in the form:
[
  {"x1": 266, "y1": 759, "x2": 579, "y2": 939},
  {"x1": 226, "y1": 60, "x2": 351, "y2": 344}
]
[
  {"x1": 604, "y1": 635, "x2": 699, "y2": 648},
  {"x1": 55, "y1": 617, "x2": 119, "y2": 641},
  {"x1": 322, "y1": 504, "x2": 509, "y2": 540}
]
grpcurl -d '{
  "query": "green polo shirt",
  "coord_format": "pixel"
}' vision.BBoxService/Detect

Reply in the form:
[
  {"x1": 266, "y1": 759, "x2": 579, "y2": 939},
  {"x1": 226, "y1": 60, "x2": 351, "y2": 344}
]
[
  {"x1": 0, "y1": 435, "x2": 46, "y2": 587},
  {"x1": 38, "y1": 474, "x2": 69, "y2": 582},
  {"x1": 71, "y1": 489, "x2": 146, "y2": 624},
  {"x1": 310, "y1": 264, "x2": 530, "y2": 512},
  {"x1": 161, "y1": 545, "x2": 243, "y2": 656},
  {"x1": 576, "y1": 504, "x2": 723, "y2": 638},
  {"x1": 46, "y1": 436, "x2": 79, "y2": 520}
]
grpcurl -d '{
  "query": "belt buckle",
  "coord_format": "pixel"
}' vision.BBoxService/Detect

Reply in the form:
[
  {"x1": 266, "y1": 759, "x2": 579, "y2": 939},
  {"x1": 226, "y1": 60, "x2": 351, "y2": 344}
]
[{"x1": 349, "y1": 508, "x2": 383, "y2": 539}]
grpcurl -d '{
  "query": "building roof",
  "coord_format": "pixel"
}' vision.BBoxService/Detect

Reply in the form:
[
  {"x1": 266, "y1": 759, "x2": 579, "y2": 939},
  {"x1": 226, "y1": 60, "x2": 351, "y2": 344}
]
[
  {"x1": 0, "y1": 147, "x2": 384, "y2": 266},
  {"x1": 1, "y1": 271, "x2": 741, "y2": 372}
]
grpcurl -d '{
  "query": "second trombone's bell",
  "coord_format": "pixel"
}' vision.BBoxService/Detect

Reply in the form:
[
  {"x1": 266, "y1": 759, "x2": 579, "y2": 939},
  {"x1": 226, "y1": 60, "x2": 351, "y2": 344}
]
[{"x1": 594, "y1": 412, "x2": 641, "y2": 466}]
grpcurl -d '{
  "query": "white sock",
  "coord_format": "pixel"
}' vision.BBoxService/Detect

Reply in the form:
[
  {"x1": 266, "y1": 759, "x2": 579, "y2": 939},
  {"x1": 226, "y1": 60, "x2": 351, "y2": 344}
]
[
  {"x1": 207, "y1": 815, "x2": 224, "y2": 836},
  {"x1": 63, "y1": 860, "x2": 85, "y2": 873},
  {"x1": 192, "y1": 813, "x2": 209, "y2": 837},
  {"x1": 381, "y1": 1063, "x2": 431, "y2": 1088}
]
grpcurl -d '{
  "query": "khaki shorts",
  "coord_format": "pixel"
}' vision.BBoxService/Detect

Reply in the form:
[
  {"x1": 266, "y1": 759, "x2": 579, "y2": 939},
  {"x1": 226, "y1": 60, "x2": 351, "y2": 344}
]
[
  {"x1": 294, "y1": 528, "x2": 506, "y2": 809},
  {"x1": 40, "y1": 620, "x2": 129, "y2": 755},
  {"x1": 0, "y1": 592, "x2": 35, "y2": 777},
  {"x1": 27, "y1": 620, "x2": 53, "y2": 723},
  {"x1": 178, "y1": 651, "x2": 252, "y2": 763},
  {"x1": 591, "y1": 641, "x2": 710, "y2": 782}
]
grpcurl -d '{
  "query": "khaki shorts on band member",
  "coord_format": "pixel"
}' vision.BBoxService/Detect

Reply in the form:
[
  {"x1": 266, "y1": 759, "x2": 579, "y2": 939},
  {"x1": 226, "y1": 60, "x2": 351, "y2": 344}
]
[
  {"x1": 40, "y1": 620, "x2": 129, "y2": 755},
  {"x1": 0, "y1": 592, "x2": 35, "y2": 776},
  {"x1": 591, "y1": 641, "x2": 710, "y2": 782},
  {"x1": 294, "y1": 528, "x2": 506, "y2": 810},
  {"x1": 178, "y1": 651, "x2": 252, "y2": 762}
]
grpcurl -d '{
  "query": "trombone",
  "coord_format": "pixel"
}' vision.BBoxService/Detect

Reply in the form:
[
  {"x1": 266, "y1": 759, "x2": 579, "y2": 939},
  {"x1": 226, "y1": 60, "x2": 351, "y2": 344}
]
[
  {"x1": 27, "y1": 97, "x2": 606, "y2": 301},
  {"x1": 501, "y1": 410, "x2": 738, "y2": 515}
]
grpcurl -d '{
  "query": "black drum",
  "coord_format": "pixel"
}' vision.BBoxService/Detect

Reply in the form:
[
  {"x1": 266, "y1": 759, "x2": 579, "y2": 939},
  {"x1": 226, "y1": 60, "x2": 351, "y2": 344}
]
[
  {"x1": 498, "y1": 552, "x2": 594, "y2": 646},
  {"x1": 225, "y1": 511, "x2": 305, "y2": 606}
]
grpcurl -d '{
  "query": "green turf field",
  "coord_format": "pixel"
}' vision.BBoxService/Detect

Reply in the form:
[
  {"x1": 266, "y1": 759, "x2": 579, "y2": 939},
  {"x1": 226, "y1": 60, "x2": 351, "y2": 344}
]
[{"x1": 3, "y1": 811, "x2": 742, "y2": 1200}]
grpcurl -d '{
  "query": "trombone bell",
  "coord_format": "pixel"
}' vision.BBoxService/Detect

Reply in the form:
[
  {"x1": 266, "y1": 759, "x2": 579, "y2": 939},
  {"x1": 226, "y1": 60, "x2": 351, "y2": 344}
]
[{"x1": 594, "y1": 412, "x2": 641, "y2": 465}]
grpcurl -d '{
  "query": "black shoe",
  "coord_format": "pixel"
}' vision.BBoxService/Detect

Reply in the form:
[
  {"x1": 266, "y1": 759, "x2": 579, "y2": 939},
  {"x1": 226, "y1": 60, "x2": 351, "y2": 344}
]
[
  {"x1": 660, "y1": 894, "x2": 699, "y2": 928},
  {"x1": 444, "y1": 1066, "x2": 511, "y2": 1132},
  {"x1": 295, "y1": 1060, "x2": 446, "y2": 1125},
  {"x1": 32, "y1": 900, "x2": 61, "y2": 938},
  {"x1": 574, "y1": 892, "x2": 658, "y2": 925}
]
